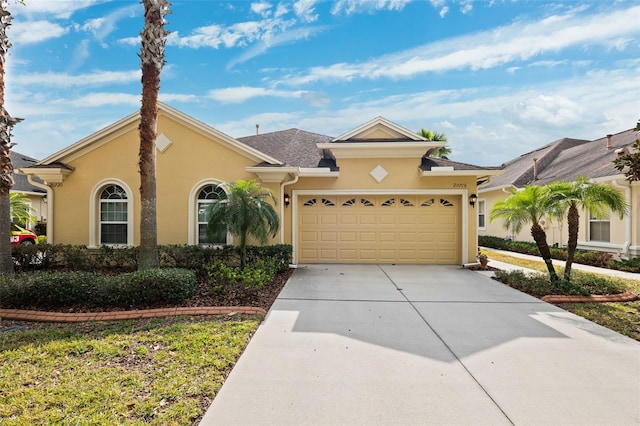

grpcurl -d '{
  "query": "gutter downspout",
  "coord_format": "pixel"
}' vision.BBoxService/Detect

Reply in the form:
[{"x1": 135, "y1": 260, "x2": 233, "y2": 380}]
[
  {"x1": 27, "y1": 175, "x2": 53, "y2": 243},
  {"x1": 280, "y1": 173, "x2": 299, "y2": 244},
  {"x1": 613, "y1": 180, "x2": 631, "y2": 259}
]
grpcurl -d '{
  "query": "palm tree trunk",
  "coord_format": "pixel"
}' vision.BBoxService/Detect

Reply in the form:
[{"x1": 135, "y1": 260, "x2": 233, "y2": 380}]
[
  {"x1": 564, "y1": 205, "x2": 579, "y2": 281},
  {"x1": 531, "y1": 223, "x2": 559, "y2": 282},
  {"x1": 0, "y1": 1, "x2": 15, "y2": 275},
  {"x1": 138, "y1": 0, "x2": 169, "y2": 270}
]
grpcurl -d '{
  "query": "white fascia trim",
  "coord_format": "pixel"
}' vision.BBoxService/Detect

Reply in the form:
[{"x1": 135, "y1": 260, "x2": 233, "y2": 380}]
[
  {"x1": 298, "y1": 167, "x2": 339, "y2": 177},
  {"x1": 478, "y1": 184, "x2": 517, "y2": 194},
  {"x1": 421, "y1": 170, "x2": 503, "y2": 177},
  {"x1": 19, "y1": 167, "x2": 74, "y2": 184},
  {"x1": 332, "y1": 116, "x2": 426, "y2": 141},
  {"x1": 39, "y1": 112, "x2": 139, "y2": 165},
  {"x1": 291, "y1": 188, "x2": 472, "y2": 266},
  {"x1": 245, "y1": 166, "x2": 299, "y2": 183}
]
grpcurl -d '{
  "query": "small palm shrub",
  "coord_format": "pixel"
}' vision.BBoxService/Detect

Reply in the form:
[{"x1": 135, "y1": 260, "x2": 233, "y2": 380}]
[{"x1": 205, "y1": 258, "x2": 279, "y2": 297}]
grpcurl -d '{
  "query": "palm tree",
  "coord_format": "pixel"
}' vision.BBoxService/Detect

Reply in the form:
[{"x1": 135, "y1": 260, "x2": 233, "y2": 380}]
[
  {"x1": 547, "y1": 177, "x2": 628, "y2": 281},
  {"x1": 0, "y1": 1, "x2": 23, "y2": 274},
  {"x1": 490, "y1": 185, "x2": 562, "y2": 282},
  {"x1": 138, "y1": 0, "x2": 170, "y2": 270},
  {"x1": 10, "y1": 192, "x2": 36, "y2": 226},
  {"x1": 207, "y1": 180, "x2": 279, "y2": 269},
  {"x1": 418, "y1": 128, "x2": 451, "y2": 159}
]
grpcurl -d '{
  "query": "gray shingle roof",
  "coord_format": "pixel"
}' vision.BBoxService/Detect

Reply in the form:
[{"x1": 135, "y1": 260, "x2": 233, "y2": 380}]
[
  {"x1": 482, "y1": 129, "x2": 637, "y2": 190},
  {"x1": 12, "y1": 151, "x2": 45, "y2": 194},
  {"x1": 237, "y1": 128, "x2": 333, "y2": 168},
  {"x1": 421, "y1": 157, "x2": 501, "y2": 172}
]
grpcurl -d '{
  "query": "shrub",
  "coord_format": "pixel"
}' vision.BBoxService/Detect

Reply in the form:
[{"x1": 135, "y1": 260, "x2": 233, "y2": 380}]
[
  {"x1": 608, "y1": 257, "x2": 640, "y2": 273},
  {"x1": 480, "y1": 236, "x2": 615, "y2": 269},
  {"x1": 95, "y1": 245, "x2": 138, "y2": 271},
  {"x1": 493, "y1": 269, "x2": 624, "y2": 297},
  {"x1": 206, "y1": 258, "x2": 279, "y2": 296},
  {"x1": 159, "y1": 244, "x2": 235, "y2": 272},
  {"x1": 11, "y1": 243, "x2": 55, "y2": 272},
  {"x1": 245, "y1": 244, "x2": 292, "y2": 271},
  {"x1": 0, "y1": 268, "x2": 197, "y2": 309}
]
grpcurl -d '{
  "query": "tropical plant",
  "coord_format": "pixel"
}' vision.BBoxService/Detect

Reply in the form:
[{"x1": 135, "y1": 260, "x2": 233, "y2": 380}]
[
  {"x1": 137, "y1": 0, "x2": 170, "y2": 270},
  {"x1": 547, "y1": 177, "x2": 628, "y2": 281},
  {"x1": 490, "y1": 185, "x2": 562, "y2": 282},
  {"x1": 206, "y1": 180, "x2": 279, "y2": 269},
  {"x1": 0, "y1": 0, "x2": 23, "y2": 275},
  {"x1": 10, "y1": 192, "x2": 36, "y2": 225},
  {"x1": 613, "y1": 119, "x2": 640, "y2": 182},
  {"x1": 418, "y1": 128, "x2": 451, "y2": 159}
]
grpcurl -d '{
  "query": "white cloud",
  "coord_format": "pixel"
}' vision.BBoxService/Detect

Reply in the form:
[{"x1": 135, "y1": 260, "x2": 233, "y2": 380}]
[
  {"x1": 251, "y1": 1, "x2": 273, "y2": 17},
  {"x1": 460, "y1": 1, "x2": 473, "y2": 14},
  {"x1": 10, "y1": 20, "x2": 68, "y2": 44},
  {"x1": 439, "y1": 6, "x2": 449, "y2": 18},
  {"x1": 80, "y1": 4, "x2": 141, "y2": 43},
  {"x1": 11, "y1": 0, "x2": 105, "y2": 19},
  {"x1": 331, "y1": 0, "x2": 412, "y2": 15},
  {"x1": 207, "y1": 86, "x2": 306, "y2": 103},
  {"x1": 65, "y1": 92, "x2": 140, "y2": 108},
  {"x1": 15, "y1": 70, "x2": 140, "y2": 88},
  {"x1": 227, "y1": 25, "x2": 329, "y2": 69},
  {"x1": 279, "y1": 5, "x2": 640, "y2": 85},
  {"x1": 293, "y1": 0, "x2": 319, "y2": 23}
]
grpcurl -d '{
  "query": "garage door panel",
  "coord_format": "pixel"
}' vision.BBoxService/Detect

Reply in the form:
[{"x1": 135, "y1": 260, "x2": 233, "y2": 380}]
[{"x1": 298, "y1": 194, "x2": 461, "y2": 264}]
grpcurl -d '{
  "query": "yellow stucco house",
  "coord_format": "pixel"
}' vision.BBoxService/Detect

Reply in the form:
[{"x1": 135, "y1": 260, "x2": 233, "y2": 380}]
[
  {"x1": 20, "y1": 103, "x2": 501, "y2": 265},
  {"x1": 478, "y1": 129, "x2": 640, "y2": 259}
]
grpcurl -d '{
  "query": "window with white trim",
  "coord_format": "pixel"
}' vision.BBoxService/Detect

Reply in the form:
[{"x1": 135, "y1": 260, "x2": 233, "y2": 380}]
[
  {"x1": 478, "y1": 199, "x2": 486, "y2": 230},
  {"x1": 100, "y1": 185, "x2": 128, "y2": 245},
  {"x1": 197, "y1": 184, "x2": 227, "y2": 244},
  {"x1": 589, "y1": 212, "x2": 610, "y2": 242}
]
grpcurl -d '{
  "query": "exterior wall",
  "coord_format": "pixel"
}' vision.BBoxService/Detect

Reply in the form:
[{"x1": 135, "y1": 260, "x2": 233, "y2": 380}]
[
  {"x1": 51, "y1": 114, "x2": 257, "y2": 246},
  {"x1": 285, "y1": 157, "x2": 479, "y2": 264}
]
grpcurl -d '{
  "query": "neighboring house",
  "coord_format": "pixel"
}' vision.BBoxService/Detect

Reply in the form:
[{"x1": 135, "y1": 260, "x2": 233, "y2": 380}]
[
  {"x1": 479, "y1": 129, "x2": 639, "y2": 258},
  {"x1": 12, "y1": 151, "x2": 47, "y2": 229},
  {"x1": 19, "y1": 103, "x2": 500, "y2": 265}
]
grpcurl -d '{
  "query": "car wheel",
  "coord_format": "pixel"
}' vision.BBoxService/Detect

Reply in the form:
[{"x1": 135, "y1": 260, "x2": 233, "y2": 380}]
[{"x1": 20, "y1": 239, "x2": 35, "y2": 245}]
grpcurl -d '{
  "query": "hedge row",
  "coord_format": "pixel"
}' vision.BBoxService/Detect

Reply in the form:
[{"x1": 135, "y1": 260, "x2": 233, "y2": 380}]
[
  {"x1": 0, "y1": 268, "x2": 197, "y2": 310},
  {"x1": 479, "y1": 235, "x2": 639, "y2": 272},
  {"x1": 11, "y1": 243, "x2": 292, "y2": 274}
]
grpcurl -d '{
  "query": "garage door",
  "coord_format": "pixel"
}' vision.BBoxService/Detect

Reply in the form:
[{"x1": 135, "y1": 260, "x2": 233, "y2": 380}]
[{"x1": 298, "y1": 194, "x2": 461, "y2": 264}]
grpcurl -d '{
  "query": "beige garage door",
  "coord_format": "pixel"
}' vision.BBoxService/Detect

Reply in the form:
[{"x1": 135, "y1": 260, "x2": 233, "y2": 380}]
[{"x1": 298, "y1": 194, "x2": 461, "y2": 264}]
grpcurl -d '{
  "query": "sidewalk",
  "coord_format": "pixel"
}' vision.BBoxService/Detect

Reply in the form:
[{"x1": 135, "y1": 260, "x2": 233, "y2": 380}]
[{"x1": 482, "y1": 247, "x2": 640, "y2": 281}]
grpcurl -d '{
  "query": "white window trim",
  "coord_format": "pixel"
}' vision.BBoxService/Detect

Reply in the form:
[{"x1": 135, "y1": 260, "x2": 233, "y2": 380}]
[
  {"x1": 188, "y1": 179, "x2": 233, "y2": 246},
  {"x1": 89, "y1": 179, "x2": 134, "y2": 248},
  {"x1": 478, "y1": 198, "x2": 486, "y2": 231}
]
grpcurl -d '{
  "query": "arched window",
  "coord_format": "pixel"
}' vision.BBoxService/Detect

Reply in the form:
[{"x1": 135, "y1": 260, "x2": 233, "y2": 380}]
[
  {"x1": 197, "y1": 184, "x2": 227, "y2": 244},
  {"x1": 100, "y1": 185, "x2": 128, "y2": 245}
]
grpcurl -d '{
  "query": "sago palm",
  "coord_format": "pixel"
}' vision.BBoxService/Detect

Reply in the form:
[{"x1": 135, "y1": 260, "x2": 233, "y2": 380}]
[
  {"x1": 490, "y1": 185, "x2": 562, "y2": 282},
  {"x1": 547, "y1": 177, "x2": 628, "y2": 281},
  {"x1": 207, "y1": 180, "x2": 279, "y2": 268}
]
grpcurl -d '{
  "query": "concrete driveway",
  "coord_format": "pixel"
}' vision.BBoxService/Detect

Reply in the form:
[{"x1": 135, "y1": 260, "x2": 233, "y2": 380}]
[{"x1": 200, "y1": 264, "x2": 640, "y2": 425}]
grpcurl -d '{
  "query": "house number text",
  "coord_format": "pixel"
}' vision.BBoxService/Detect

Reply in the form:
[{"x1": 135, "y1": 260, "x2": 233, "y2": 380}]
[{"x1": 453, "y1": 183, "x2": 467, "y2": 188}]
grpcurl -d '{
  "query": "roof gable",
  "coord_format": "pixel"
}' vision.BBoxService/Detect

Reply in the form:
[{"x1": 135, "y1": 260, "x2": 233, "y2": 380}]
[
  {"x1": 38, "y1": 102, "x2": 282, "y2": 166},
  {"x1": 332, "y1": 116, "x2": 425, "y2": 142}
]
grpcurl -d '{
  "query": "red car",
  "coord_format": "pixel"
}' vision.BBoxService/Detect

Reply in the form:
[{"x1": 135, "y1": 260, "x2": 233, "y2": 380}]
[{"x1": 10, "y1": 224, "x2": 37, "y2": 245}]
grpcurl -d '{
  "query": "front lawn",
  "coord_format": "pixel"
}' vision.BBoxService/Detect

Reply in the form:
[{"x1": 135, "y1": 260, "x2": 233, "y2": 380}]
[
  {"x1": 0, "y1": 316, "x2": 260, "y2": 425},
  {"x1": 487, "y1": 251, "x2": 640, "y2": 341}
]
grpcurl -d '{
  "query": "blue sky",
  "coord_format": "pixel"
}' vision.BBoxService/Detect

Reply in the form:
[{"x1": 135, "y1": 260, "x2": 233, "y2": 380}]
[{"x1": 5, "y1": 0, "x2": 640, "y2": 166}]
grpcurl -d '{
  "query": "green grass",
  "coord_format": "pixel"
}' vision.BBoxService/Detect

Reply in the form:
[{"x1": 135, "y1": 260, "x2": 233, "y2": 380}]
[
  {"x1": 0, "y1": 316, "x2": 261, "y2": 425},
  {"x1": 487, "y1": 251, "x2": 640, "y2": 341}
]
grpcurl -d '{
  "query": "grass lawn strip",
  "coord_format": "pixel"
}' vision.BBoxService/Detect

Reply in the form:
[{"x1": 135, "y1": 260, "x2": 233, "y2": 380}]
[
  {"x1": 0, "y1": 316, "x2": 260, "y2": 425},
  {"x1": 487, "y1": 251, "x2": 640, "y2": 342}
]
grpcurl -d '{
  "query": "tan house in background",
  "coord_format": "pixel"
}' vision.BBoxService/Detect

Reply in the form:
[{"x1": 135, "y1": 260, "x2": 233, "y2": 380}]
[
  {"x1": 19, "y1": 103, "x2": 500, "y2": 265},
  {"x1": 478, "y1": 129, "x2": 639, "y2": 259},
  {"x1": 12, "y1": 151, "x2": 47, "y2": 228}
]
